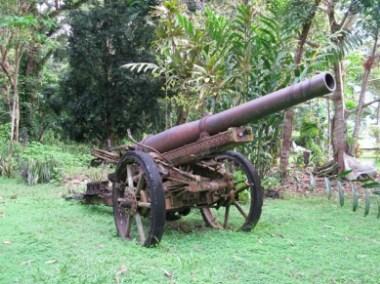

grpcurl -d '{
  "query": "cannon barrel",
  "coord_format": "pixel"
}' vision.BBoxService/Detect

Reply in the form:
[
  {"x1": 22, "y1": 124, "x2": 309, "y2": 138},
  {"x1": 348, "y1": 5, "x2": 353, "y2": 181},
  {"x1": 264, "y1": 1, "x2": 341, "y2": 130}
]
[{"x1": 141, "y1": 72, "x2": 336, "y2": 153}]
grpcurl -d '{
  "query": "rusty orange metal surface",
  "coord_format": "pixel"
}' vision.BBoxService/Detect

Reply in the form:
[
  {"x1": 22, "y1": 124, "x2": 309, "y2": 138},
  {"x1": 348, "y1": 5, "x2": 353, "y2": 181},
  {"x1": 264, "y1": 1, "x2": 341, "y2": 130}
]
[{"x1": 141, "y1": 72, "x2": 335, "y2": 153}]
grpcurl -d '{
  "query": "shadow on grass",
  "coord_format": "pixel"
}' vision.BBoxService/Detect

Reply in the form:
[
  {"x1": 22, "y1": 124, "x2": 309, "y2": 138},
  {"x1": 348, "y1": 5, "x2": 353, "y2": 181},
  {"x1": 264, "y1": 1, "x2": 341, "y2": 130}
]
[
  {"x1": 81, "y1": 204, "x2": 113, "y2": 215},
  {"x1": 74, "y1": 202, "x2": 273, "y2": 240}
]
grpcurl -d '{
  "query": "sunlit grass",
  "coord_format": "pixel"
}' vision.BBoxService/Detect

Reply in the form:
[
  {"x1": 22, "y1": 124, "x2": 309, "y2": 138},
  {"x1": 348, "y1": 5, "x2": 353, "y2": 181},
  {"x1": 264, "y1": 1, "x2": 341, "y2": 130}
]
[{"x1": 1, "y1": 177, "x2": 379, "y2": 284}]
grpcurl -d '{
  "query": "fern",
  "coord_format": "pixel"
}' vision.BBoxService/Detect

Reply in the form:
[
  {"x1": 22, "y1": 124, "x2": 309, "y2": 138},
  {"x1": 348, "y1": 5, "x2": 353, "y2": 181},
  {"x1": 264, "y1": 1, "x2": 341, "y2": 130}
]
[
  {"x1": 121, "y1": 62, "x2": 163, "y2": 75},
  {"x1": 351, "y1": 182, "x2": 359, "y2": 212},
  {"x1": 19, "y1": 158, "x2": 58, "y2": 185},
  {"x1": 337, "y1": 181, "x2": 345, "y2": 207},
  {"x1": 324, "y1": 177, "x2": 331, "y2": 194},
  {"x1": 364, "y1": 188, "x2": 370, "y2": 217}
]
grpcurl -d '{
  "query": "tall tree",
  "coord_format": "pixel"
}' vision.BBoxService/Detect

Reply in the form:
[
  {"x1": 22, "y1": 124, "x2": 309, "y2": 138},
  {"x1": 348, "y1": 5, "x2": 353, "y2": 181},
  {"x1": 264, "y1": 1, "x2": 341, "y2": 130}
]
[
  {"x1": 327, "y1": 0, "x2": 360, "y2": 171},
  {"x1": 0, "y1": 0, "x2": 90, "y2": 144},
  {"x1": 279, "y1": 0, "x2": 321, "y2": 181},
  {"x1": 0, "y1": 1, "x2": 37, "y2": 144},
  {"x1": 144, "y1": 0, "x2": 293, "y2": 176},
  {"x1": 20, "y1": 0, "x2": 91, "y2": 139},
  {"x1": 352, "y1": 0, "x2": 380, "y2": 155},
  {"x1": 62, "y1": 0, "x2": 162, "y2": 146}
]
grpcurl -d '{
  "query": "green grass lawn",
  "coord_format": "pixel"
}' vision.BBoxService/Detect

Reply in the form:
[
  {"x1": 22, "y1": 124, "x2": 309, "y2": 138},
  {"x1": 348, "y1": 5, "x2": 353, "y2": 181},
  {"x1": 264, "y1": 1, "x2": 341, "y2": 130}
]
[{"x1": 1, "y1": 178, "x2": 380, "y2": 284}]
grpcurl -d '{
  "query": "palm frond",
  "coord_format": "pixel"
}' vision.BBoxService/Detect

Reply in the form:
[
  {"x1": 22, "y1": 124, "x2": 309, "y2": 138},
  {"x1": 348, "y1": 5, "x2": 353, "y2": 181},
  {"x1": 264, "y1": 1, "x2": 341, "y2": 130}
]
[{"x1": 121, "y1": 62, "x2": 164, "y2": 75}]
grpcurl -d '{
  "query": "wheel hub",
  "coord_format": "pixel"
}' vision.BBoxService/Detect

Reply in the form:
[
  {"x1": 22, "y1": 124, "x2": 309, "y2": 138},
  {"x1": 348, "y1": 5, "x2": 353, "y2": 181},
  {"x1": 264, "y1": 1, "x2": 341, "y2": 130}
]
[{"x1": 118, "y1": 188, "x2": 137, "y2": 215}]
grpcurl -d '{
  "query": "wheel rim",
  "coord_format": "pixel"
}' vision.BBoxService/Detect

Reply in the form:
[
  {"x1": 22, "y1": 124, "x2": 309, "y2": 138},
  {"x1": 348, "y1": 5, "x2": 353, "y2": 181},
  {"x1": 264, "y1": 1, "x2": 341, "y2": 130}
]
[
  {"x1": 201, "y1": 152, "x2": 262, "y2": 231},
  {"x1": 112, "y1": 151, "x2": 165, "y2": 246}
]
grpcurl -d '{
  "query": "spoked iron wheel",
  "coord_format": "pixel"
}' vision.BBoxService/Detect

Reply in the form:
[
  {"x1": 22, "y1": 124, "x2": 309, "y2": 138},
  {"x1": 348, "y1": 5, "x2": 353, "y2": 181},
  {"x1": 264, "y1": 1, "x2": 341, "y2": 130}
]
[
  {"x1": 112, "y1": 151, "x2": 165, "y2": 247},
  {"x1": 201, "y1": 151, "x2": 263, "y2": 231}
]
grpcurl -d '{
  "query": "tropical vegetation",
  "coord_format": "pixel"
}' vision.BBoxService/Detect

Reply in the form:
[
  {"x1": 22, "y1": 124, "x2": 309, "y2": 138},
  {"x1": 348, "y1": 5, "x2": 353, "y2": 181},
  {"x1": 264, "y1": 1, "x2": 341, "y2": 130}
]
[{"x1": 0, "y1": 0, "x2": 379, "y2": 282}]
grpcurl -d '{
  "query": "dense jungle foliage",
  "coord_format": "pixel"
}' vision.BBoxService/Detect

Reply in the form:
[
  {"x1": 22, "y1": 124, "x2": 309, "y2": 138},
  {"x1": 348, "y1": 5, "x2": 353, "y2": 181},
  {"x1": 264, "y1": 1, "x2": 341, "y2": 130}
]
[
  {"x1": 1, "y1": 2, "x2": 380, "y2": 283},
  {"x1": 0, "y1": 0, "x2": 379, "y2": 183}
]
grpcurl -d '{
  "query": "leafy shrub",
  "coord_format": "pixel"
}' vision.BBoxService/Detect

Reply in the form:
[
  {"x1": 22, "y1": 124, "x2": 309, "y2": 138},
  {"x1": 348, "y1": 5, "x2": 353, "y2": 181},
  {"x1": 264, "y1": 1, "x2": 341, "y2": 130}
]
[
  {"x1": 0, "y1": 124, "x2": 91, "y2": 184},
  {"x1": 345, "y1": 99, "x2": 357, "y2": 111},
  {"x1": 19, "y1": 158, "x2": 58, "y2": 185},
  {"x1": 262, "y1": 176, "x2": 281, "y2": 191},
  {"x1": 16, "y1": 142, "x2": 92, "y2": 184},
  {"x1": 86, "y1": 167, "x2": 110, "y2": 182},
  {"x1": 0, "y1": 142, "x2": 16, "y2": 178},
  {"x1": 293, "y1": 150, "x2": 306, "y2": 168},
  {"x1": 309, "y1": 143, "x2": 324, "y2": 166},
  {"x1": 295, "y1": 114, "x2": 326, "y2": 167},
  {"x1": 39, "y1": 129, "x2": 62, "y2": 145},
  {"x1": 0, "y1": 123, "x2": 10, "y2": 143},
  {"x1": 0, "y1": 155, "x2": 15, "y2": 178},
  {"x1": 20, "y1": 142, "x2": 91, "y2": 170}
]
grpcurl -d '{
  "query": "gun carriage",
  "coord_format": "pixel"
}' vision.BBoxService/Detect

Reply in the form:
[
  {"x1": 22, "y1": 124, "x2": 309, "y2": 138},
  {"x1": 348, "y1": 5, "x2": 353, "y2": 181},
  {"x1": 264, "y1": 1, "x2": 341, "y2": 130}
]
[{"x1": 84, "y1": 73, "x2": 336, "y2": 246}]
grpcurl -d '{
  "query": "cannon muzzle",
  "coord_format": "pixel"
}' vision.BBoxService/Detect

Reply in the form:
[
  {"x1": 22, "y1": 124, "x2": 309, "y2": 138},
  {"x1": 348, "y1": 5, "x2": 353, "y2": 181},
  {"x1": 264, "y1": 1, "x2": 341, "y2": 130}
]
[{"x1": 141, "y1": 72, "x2": 336, "y2": 153}]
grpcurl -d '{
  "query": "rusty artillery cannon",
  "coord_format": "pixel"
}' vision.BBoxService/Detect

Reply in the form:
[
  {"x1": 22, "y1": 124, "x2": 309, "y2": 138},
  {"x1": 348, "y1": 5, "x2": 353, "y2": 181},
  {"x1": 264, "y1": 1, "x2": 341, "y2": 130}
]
[{"x1": 84, "y1": 73, "x2": 336, "y2": 246}]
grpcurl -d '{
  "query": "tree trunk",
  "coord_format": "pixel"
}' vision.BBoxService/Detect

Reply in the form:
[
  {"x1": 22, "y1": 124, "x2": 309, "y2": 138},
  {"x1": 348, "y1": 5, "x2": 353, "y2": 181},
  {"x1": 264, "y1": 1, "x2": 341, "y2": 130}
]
[
  {"x1": 10, "y1": 90, "x2": 16, "y2": 142},
  {"x1": 279, "y1": 109, "x2": 294, "y2": 180},
  {"x1": 176, "y1": 104, "x2": 188, "y2": 125},
  {"x1": 12, "y1": 46, "x2": 23, "y2": 143},
  {"x1": 352, "y1": 36, "x2": 378, "y2": 155},
  {"x1": 1, "y1": 85, "x2": 12, "y2": 112},
  {"x1": 327, "y1": 0, "x2": 360, "y2": 172},
  {"x1": 10, "y1": 79, "x2": 20, "y2": 142},
  {"x1": 331, "y1": 62, "x2": 346, "y2": 171},
  {"x1": 15, "y1": 87, "x2": 20, "y2": 141},
  {"x1": 327, "y1": 97, "x2": 332, "y2": 156},
  {"x1": 279, "y1": 0, "x2": 321, "y2": 182}
]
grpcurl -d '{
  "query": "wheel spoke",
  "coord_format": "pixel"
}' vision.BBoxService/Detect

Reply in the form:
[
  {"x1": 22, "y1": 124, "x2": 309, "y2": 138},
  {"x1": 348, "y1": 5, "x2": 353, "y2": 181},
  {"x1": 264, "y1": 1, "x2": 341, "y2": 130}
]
[
  {"x1": 139, "y1": 190, "x2": 148, "y2": 203},
  {"x1": 127, "y1": 165, "x2": 134, "y2": 188},
  {"x1": 212, "y1": 212, "x2": 222, "y2": 229},
  {"x1": 135, "y1": 173, "x2": 145, "y2": 194},
  {"x1": 135, "y1": 213, "x2": 146, "y2": 244},
  {"x1": 113, "y1": 151, "x2": 166, "y2": 246},
  {"x1": 233, "y1": 201, "x2": 248, "y2": 219},
  {"x1": 223, "y1": 206, "x2": 230, "y2": 228},
  {"x1": 201, "y1": 152, "x2": 262, "y2": 233},
  {"x1": 226, "y1": 161, "x2": 234, "y2": 174},
  {"x1": 126, "y1": 214, "x2": 132, "y2": 239},
  {"x1": 137, "y1": 201, "x2": 151, "y2": 208},
  {"x1": 235, "y1": 183, "x2": 249, "y2": 195}
]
